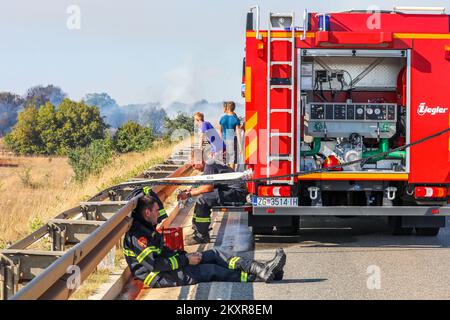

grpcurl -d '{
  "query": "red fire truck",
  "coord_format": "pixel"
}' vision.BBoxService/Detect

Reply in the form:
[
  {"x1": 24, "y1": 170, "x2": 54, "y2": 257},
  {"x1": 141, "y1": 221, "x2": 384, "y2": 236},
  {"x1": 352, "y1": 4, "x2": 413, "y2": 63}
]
[{"x1": 242, "y1": 6, "x2": 450, "y2": 236}]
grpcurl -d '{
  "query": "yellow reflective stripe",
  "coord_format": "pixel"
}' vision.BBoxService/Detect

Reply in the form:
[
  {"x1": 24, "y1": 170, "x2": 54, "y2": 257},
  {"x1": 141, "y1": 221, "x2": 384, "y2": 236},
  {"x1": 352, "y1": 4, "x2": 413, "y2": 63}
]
[
  {"x1": 245, "y1": 112, "x2": 258, "y2": 131},
  {"x1": 169, "y1": 256, "x2": 179, "y2": 270},
  {"x1": 393, "y1": 33, "x2": 450, "y2": 40},
  {"x1": 245, "y1": 112, "x2": 258, "y2": 162},
  {"x1": 246, "y1": 31, "x2": 315, "y2": 38},
  {"x1": 245, "y1": 66, "x2": 252, "y2": 103},
  {"x1": 245, "y1": 138, "x2": 258, "y2": 162},
  {"x1": 297, "y1": 172, "x2": 409, "y2": 181},
  {"x1": 143, "y1": 186, "x2": 151, "y2": 195},
  {"x1": 143, "y1": 271, "x2": 160, "y2": 287},
  {"x1": 228, "y1": 257, "x2": 240, "y2": 270},
  {"x1": 246, "y1": 31, "x2": 450, "y2": 41},
  {"x1": 240, "y1": 271, "x2": 248, "y2": 282},
  {"x1": 193, "y1": 214, "x2": 211, "y2": 223},
  {"x1": 159, "y1": 209, "x2": 167, "y2": 217},
  {"x1": 122, "y1": 249, "x2": 136, "y2": 257},
  {"x1": 137, "y1": 246, "x2": 161, "y2": 263}
]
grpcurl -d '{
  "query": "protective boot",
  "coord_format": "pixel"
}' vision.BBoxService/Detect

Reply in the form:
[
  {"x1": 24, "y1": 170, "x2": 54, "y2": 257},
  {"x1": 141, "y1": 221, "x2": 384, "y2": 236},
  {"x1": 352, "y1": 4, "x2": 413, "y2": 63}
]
[
  {"x1": 266, "y1": 248, "x2": 286, "y2": 281},
  {"x1": 274, "y1": 270, "x2": 284, "y2": 281},
  {"x1": 249, "y1": 248, "x2": 286, "y2": 283}
]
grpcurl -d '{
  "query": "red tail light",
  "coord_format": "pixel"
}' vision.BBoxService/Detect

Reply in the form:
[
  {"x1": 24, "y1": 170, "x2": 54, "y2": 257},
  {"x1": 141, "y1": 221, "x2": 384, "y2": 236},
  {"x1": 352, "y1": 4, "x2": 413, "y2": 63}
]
[
  {"x1": 414, "y1": 186, "x2": 447, "y2": 199},
  {"x1": 258, "y1": 186, "x2": 291, "y2": 197}
]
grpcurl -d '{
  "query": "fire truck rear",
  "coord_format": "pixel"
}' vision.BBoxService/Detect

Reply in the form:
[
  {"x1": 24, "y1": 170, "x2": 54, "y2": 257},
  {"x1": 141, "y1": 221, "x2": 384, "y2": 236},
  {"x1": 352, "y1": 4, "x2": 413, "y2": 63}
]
[{"x1": 242, "y1": 6, "x2": 450, "y2": 236}]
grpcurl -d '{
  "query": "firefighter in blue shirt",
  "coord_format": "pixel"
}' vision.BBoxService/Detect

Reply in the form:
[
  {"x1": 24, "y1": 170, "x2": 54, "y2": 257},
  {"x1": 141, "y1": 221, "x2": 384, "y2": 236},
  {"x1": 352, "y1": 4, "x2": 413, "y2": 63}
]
[{"x1": 123, "y1": 196, "x2": 286, "y2": 288}]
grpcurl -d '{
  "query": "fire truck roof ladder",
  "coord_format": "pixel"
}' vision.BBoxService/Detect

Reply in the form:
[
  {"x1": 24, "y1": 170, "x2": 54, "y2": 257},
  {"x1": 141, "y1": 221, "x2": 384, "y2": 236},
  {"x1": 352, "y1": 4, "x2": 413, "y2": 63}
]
[{"x1": 267, "y1": 12, "x2": 295, "y2": 185}]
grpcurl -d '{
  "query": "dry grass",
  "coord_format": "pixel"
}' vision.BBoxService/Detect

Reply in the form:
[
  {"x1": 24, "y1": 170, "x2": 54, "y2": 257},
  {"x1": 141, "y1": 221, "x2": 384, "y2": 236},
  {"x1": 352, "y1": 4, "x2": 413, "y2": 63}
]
[
  {"x1": 0, "y1": 139, "x2": 183, "y2": 247},
  {"x1": 70, "y1": 269, "x2": 112, "y2": 300},
  {"x1": 70, "y1": 244, "x2": 128, "y2": 300}
]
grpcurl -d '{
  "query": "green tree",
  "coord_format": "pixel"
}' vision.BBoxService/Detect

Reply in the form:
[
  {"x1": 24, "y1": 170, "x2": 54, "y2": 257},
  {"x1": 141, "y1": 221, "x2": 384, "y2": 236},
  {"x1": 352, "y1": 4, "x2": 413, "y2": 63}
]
[
  {"x1": 25, "y1": 85, "x2": 66, "y2": 109},
  {"x1": 163, "y1": 112, "x2": 194, "y2": 140},
  {"x1": 4, "y1": 106, "x2": 42, "y2": 154},
  {"x1": 55, "y1": 99, "x2": 108, "y2": 154},
  {"x1": 67, "y1": 139, "x2": 114, "y2": 182},
  {"x1": 0, "y1": 92, "x2": 24, "y2": 135},
  {"x1": 5, "y1": 99, "x2": 108, "y2": 155},
  {"x1": 36, "y1": 102, "x2": 58, "y2": 154},
  {"x1": 114, "y1": 120, "x2": 153, "y2": 153}
]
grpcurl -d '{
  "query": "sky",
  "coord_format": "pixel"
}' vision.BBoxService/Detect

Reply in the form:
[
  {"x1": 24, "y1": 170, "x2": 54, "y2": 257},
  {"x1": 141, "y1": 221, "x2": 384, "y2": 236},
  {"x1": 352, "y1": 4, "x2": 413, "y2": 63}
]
[{"x1": 0, "y1": 0, "x2": 449, "y2": 107}]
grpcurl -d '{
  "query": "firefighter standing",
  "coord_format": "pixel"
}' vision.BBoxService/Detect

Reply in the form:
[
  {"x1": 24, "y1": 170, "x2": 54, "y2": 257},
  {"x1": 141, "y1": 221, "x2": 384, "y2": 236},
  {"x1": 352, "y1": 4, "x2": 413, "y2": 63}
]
[
  {"x1": 123, "y1": 196, "x2": 286, "y2": 288},
  {"x1": 178, "y1": 150, "x2": 247, "y2": 245}
]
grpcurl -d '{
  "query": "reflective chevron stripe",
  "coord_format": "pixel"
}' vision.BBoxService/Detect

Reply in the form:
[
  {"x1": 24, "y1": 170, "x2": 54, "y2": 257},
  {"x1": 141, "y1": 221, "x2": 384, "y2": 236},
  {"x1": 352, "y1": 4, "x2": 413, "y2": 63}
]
[
  {"x1": 169, "y1": 256, "x2": 179, "y2": 270},
  {"x1": 159, "y1": 208, "x2": 167, "y2": 217},
  {"x1": 143, "y1": 271, "x2": 160, "y2": 287},
  {"x1": 137, "y1": 246, "x2": 161, "y2": 263},
  {"x1": 193, "y1": 214, "x2": 211, "y2": 223},
  {"x1": 122, "y1": 249, "x2": 136, "y2": 257},
  {"x1": 143, "y1": 186, "x2": 151, "y2": 195},
  {"x1": 228, "y1": 257, "x2": 240, "y2": 270}
]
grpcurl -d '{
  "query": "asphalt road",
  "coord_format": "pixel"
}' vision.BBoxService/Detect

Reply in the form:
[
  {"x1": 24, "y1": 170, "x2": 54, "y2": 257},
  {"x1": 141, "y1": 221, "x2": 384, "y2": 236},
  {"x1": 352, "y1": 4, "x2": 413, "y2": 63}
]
[{"x1": 140, "y1": 211, "x2": 450, "y2": 300}]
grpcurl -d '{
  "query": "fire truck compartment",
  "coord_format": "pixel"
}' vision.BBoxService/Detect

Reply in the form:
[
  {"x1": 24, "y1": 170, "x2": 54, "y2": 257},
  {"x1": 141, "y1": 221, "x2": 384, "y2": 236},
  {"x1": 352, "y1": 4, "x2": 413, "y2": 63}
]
[{"x1": 299, "y1": 49, "x2": 408, "y2": 175}]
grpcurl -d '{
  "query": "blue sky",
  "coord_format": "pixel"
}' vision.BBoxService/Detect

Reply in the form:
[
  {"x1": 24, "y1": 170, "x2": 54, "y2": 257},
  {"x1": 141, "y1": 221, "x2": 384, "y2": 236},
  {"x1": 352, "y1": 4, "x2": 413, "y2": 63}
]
[{"x1": 0, "y1": 1, "x2": 449, "y2": 107}]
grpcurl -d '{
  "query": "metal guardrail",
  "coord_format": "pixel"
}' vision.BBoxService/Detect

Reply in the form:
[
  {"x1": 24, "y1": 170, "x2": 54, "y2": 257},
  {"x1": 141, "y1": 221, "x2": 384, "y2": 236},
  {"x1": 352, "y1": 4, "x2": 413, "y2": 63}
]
[{"x1": 0, "y1": 149, "x2": 193, "y2": 300}]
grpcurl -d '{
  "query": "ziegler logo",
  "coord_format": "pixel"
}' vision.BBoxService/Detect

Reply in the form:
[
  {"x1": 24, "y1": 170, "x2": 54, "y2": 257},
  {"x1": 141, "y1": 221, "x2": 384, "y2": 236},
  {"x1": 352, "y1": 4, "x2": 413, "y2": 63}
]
[{"x1": 417, "y1": 103, "x2": 448, "y2": 116}]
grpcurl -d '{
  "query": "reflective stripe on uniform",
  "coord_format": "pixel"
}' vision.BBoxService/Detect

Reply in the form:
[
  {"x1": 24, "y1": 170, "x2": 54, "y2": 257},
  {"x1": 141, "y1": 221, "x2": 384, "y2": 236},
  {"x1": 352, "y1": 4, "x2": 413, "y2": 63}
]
[
  {"x1": 228, "y1": 256, "x2": 240, "y2": 270},
  {"x1": 143, "y1": 271, "x2": 160, "y2": 287},
  {"x1": 137, "y1": 246, "x2": 162, "y2": 263},
  {"x1": 159, "y1": 209, "x2": 167, "y2": 217},
  {"x1": 240, "y1": 271, "x2": 248, "y2": 282},
  {"x1": 143, "y1": 186, "x2": 151, "y2": 195},
  {"x1": 168, "y1": 256, "x2": 179, "y2": 270},
  {"x1": 123, "y1": 249, "x2": 136, "y2": 257},
  {"x1": 193, "y1": 214, "x2": 211, "y2": 223}
]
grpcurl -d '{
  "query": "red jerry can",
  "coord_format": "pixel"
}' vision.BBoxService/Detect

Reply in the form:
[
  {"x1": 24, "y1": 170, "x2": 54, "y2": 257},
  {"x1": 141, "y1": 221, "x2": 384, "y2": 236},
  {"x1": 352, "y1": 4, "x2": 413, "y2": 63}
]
[{"x1": 160, "y1": 227, "x2": 184, "y2": 251}]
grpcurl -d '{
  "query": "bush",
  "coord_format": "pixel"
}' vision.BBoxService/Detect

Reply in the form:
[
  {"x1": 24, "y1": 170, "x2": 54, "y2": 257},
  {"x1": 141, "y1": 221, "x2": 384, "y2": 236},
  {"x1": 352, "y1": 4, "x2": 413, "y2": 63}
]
[
  {"x1": 113, "y1": 120, "x2": 153, "y2": 153},
  {"x1": 5, "y1": 99, "x2": 107, "y2": 155},
  {"x1": 67, "y1": 139, "x2": 114, "y2": 182},
  {"x1": 4, "y1": 106, "x2": 42, "y2": 154},
  {"x1": 29, "y1": 216, "x2": 44, "y2": 232},
  {"x1": 18, "y1": 166, "x2": 41, "y2": 189},
  {"x1": 163, "y1": 112, "x2": 194, "y2": 138}
]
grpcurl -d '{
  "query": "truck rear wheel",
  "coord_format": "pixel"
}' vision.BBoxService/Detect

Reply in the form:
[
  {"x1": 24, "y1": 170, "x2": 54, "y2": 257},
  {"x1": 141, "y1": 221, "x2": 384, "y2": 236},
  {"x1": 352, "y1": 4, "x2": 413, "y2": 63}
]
[
  {"x1": 392, "y1": 226, "x2": 413, "y2": 236},
  {"x1": 252, "y1": 226, "x2": 274, "y2": 235},
  {"x1": 415, "y1": 227, "x2": 440, "y2": 236},
  {"x1": 389, "y1": 217, "x2": 413, "y2": 236},
  {"x1": 275, "y1": 217, "x2": 300, "y2": 235}
]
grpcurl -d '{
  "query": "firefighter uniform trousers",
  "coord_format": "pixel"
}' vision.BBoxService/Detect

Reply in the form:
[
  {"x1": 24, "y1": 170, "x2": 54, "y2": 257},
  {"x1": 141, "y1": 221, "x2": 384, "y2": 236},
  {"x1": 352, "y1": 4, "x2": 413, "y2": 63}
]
[
  {"x1": 153, "y1": 248, "x2": 257, "y2": 288},
  {"x1": 192, "y1": 188, "x2": 246, "y2": 237}
]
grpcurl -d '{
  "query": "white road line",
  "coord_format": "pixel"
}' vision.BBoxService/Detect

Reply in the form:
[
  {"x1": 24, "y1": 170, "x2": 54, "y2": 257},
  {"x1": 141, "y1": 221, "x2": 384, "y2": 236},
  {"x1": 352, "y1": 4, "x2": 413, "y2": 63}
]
[
  {"x1": 207, "y1": 211, "x2": 253, "y2": 300},
  {"x1": 208, "y1": 213, "x2": 234, "y2": 300}
]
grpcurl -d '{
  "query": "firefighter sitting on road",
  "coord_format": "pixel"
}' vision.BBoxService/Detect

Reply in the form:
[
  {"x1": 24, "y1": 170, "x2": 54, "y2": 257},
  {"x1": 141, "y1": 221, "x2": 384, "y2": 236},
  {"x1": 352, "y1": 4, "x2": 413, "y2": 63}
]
[
  {"x1": 177, "y1": 148, "x2": 247, "y2": 245},
  {"x1": 123, "y1": 195, "x2": 286, "y2": 288}
]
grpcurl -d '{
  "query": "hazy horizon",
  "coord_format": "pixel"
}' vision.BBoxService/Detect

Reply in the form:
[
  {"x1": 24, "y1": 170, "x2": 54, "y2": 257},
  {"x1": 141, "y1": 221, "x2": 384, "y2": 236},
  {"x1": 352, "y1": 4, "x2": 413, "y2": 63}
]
[{"x1": 1, "y1": 1, "x2": 448, "y2": 106}]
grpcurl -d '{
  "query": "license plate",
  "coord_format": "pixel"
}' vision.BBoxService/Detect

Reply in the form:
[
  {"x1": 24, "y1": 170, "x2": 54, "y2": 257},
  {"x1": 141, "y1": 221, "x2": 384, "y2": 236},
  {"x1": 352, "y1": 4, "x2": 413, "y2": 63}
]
[{"x1": 252, "y1": 197, "x2": 298, "y2": 207}]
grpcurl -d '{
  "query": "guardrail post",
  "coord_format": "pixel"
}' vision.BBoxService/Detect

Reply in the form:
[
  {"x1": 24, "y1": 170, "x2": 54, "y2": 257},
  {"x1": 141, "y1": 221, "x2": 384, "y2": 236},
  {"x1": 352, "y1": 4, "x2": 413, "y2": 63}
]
[
  {"x1": 48, "y1": 223, "x2": 65, "y2": 251},
  {"x1": 81, "y1": 205, "x2": 96, "y2": 220},
  {"x1": 0, "y1": 255, "x2": 19, "y2": 300},
  {"x1": 98, "y1": 245, "x2": 116, "y2": 271}
]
